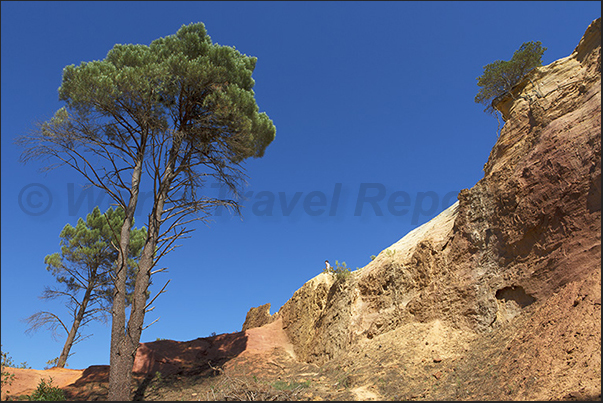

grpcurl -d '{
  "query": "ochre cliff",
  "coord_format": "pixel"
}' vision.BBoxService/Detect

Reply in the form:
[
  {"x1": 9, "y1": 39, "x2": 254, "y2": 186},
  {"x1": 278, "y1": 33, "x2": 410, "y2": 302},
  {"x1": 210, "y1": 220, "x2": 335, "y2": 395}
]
[{"x1": 245, "y1": 17, "x2": 601, "y2": 400}]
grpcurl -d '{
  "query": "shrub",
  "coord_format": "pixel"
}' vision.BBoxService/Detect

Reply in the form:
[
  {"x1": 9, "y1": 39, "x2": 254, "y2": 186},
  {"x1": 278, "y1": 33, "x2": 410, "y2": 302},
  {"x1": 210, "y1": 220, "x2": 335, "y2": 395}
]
[
  {"x1": 0, "y1": 347, "x2": 28, "y2": 390},
  {"x1": 1, "y1": 346, "x2": 15, "y2": 389},
  {"x1": 44, "y1": 357, "x2": 66, "y2": 370},
  {"x1": 475, "y1": 41, "x2": 547, "y2": 113},
  {"x1": 27, "y1": 377, "x2": 65, "y2": 401},
  {"x1": 323, "y1": 260, "x2": 352, "y2": 282}
]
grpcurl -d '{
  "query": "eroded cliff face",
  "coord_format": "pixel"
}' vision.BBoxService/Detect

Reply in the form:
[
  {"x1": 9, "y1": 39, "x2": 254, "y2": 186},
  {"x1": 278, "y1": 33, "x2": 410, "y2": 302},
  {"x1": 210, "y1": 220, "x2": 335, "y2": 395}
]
[
  {"x1": 245, "y1": 17, "x2": 601, "y2": 400},
  {"x1": 410, "y1": 15, "x2": 601, "y2": 334}
]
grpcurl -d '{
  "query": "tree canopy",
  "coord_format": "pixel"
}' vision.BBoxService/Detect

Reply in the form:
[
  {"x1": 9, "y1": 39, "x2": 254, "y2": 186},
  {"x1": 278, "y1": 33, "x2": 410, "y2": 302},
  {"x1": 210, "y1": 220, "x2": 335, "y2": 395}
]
[{"x1": 475, "y1": 41, "x2": 547, "y2": 113}]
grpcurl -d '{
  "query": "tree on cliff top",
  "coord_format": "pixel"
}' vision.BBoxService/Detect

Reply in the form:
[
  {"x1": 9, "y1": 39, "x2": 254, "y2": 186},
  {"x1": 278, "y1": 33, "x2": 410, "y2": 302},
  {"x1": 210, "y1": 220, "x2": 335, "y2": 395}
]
[
  {"x1": 475, "y1": 41, "x2": 547, "y2": 114},
  {"x1": 17, "y1": 22, "x2": 275, "y2": 400},
  {"x1": 23, "y1": 206, "x2": 146, "y2": 369}
]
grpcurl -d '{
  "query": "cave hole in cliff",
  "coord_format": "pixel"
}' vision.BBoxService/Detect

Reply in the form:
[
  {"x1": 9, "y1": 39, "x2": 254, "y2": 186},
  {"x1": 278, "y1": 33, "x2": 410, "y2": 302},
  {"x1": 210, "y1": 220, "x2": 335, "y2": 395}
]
[{"x1": 495, "y1": 286, "x2": 536, "y2": 308}]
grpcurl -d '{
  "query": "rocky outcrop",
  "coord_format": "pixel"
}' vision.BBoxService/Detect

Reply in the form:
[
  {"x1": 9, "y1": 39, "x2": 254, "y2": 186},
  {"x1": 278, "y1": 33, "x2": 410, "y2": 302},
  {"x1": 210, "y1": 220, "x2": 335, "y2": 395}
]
[
  {"x1": 250, "y1": 17, "x2": 600, "y2": 399},
  {"x1": 241, "y1": 303, "x2": 275, "y2": 331},
  {"x1": 277, "y1": 272, "x2": 339, "y2": 362}
]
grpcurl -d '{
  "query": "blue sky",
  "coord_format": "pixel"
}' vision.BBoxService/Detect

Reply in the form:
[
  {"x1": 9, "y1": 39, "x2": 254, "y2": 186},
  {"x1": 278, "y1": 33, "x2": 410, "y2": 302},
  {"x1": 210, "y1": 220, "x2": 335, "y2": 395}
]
[{"x1": 2, "y1": 1, "x2": 600, "y2": 370}]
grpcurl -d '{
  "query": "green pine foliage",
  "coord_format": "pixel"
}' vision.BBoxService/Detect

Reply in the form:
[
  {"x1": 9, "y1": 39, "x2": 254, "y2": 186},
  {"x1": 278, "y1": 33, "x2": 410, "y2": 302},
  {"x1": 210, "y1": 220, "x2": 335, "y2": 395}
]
[
  {"x1": 475, "y1": 41, "x2": 547, "y2": 113},
  {"x1": 44, "y1": 206, "x2": 147, "y2": 306},
  {"x1": 54, "y1": 22, "x2": 275, "y2": 163}
]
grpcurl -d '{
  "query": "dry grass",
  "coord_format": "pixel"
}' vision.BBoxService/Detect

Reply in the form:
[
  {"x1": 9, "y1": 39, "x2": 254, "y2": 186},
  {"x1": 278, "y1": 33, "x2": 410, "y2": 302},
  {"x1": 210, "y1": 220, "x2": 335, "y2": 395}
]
[
  {"x1": 201, "y1": 361, "x2": 308, "y2": 401},
  {"x1": 203, "y1": 375, "x2": 308, "y2": 401}
]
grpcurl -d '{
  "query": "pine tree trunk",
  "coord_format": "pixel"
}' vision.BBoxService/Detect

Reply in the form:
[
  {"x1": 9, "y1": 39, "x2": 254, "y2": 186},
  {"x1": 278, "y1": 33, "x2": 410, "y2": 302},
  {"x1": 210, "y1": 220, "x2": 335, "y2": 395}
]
[
  {"x1": 107, "y1": 244, "x2": 155, "y2": 401},
  {"x1": 56, "y1": 284, "x2": 94, "y2": 368},
  {"x1": 108, "y1": 156, "x2": 144, "y2": 401},
  {"x1": 106, "y1": 208, "x2": 164, "y2": 400},
  {"x1": 107, "y1": 134, "x2": 179, "y2": 401},
  {"x1": 107, "y1": 188, "x2": 171, "y2": 400}
]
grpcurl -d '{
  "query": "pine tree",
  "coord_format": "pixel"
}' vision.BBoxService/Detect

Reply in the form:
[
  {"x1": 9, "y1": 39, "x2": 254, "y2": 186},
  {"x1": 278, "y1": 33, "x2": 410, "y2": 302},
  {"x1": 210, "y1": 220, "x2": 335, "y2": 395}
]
[
  {"x1": 475, "y1": 41, "x2": 547, "y2": 114},
  {"x1": 24, "y1": 206, "x2": 146, "y2": 368},
  {"x1": 18, "y1": 22, "x2": 275, "y2": 399}
]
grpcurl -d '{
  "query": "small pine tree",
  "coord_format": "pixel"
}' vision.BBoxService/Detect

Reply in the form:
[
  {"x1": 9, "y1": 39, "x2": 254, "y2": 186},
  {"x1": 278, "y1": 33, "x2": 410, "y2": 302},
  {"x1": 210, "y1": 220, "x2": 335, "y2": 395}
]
[
  {"x1": 23, "y1": 206, "x2": 147, "y2": 368},
  {"x1": 475, "y1": 41, "x2": 547, "y2": 114}
]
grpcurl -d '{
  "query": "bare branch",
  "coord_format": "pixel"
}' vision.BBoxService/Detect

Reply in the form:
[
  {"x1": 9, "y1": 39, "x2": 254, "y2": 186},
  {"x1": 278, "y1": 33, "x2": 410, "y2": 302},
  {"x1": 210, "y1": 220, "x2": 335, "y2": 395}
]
[
  {"x1": 150, "y1": 267, "x2": 168, "y2": 276},
  {"x1": 142, "y1": 317, "x2": 160, "y2": 330},
  {"x1": 41, "y1": 287, "x2": 82, "y2": 309},
  {"x1": 144, "y1": 279, "x2": 171, "y2": 312},
  {"x1": 22, "y1": 311, "x2": 69, "y2": 340},
  {"x1": 72, "y1": 333, "x2": 93, "y2": 346}
]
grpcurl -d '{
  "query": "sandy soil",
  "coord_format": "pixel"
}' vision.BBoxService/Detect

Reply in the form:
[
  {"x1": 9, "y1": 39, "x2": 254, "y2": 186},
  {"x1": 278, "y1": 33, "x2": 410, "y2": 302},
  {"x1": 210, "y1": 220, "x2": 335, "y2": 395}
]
[{"x1": 1, "y1": 367, "x2": 84, "y2": 400}]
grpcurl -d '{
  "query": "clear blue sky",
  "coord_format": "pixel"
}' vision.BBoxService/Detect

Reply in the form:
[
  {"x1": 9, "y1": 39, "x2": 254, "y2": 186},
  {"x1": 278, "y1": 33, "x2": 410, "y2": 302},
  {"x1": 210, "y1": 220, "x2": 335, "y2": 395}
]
[{"x1": 2, "y1": 1, "x2": 600, "y2": 370}]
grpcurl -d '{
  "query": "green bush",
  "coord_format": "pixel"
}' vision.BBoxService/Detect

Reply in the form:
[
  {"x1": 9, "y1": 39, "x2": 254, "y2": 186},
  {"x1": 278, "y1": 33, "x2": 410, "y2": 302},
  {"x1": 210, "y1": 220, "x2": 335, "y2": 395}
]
[
  {"x1": 27, "y1": 377, "x2": 66, "y2": 401},
  {"x1": 1, "y1": 346, "x2": 15, "y2": 389},
  {"x1": 323, "y1": 260, "x2": 352, "y2": 282},
  {"x1": 0, "y1": 346, "x2": 28, "y2": 390},
  {"x1": 475, "y1": 41, "x2": 547, "y2": 113}
]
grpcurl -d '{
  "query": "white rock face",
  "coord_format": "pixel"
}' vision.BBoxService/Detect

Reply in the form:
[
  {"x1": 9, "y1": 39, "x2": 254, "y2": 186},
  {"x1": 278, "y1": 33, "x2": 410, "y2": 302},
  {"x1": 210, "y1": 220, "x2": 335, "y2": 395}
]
[
  {"x1": 357, "y1": 200, "x2": 459, "y2": 280},
  {"x1": 380, "y1": 201, "x2": 458, "y2": 261}
]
